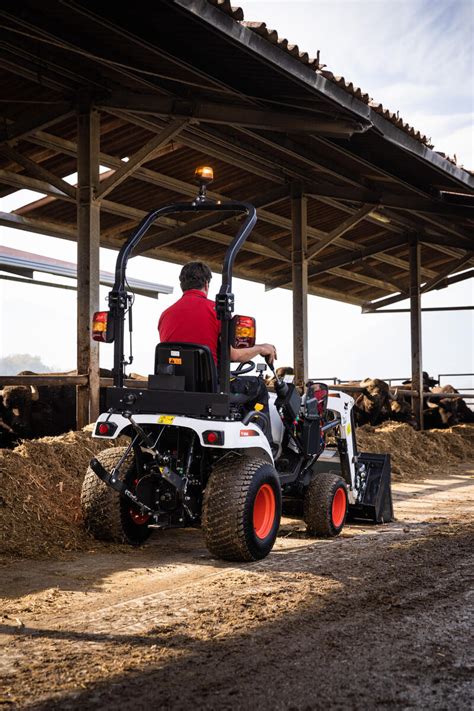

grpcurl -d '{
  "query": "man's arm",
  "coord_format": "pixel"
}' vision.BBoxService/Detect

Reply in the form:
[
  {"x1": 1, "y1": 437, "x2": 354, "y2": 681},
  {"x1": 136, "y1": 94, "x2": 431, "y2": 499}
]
[{"x1": 230, "y1": 343, "x2": 277, "y2": 365}]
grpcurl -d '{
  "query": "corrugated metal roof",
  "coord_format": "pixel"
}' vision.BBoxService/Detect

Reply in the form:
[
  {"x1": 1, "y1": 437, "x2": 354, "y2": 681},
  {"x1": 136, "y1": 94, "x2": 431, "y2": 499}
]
[{"x1": 0, "y1": 246, "x2": 174, "y2": 298}]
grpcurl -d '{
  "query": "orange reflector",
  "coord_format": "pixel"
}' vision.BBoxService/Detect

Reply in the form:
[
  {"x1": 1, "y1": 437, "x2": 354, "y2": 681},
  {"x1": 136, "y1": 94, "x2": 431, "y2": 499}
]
[
  {"x1": 240, "y1": 429, "x2": 260, "y2": 437},
  {"x1": 231, "y1": 315, "x2": 256, "y2": 348},
  {"x1": 92, "y1": 311, "x2": 114, "y2": 343},
  {"x1": 194, "y1": 165, "x2": 214, "y2": 183}
]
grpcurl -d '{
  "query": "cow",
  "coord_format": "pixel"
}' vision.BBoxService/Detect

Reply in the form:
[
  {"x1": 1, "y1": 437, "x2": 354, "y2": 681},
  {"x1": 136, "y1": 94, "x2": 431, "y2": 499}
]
[
  {"x1": 424, "y1": 384, "x2": 474, "y2": 428},
  {"x1": 402, "y1": 371, "x2": 439, "y2": 389},
  {"x1": 0, "y1": 392, "x2": 21, "y2": 448},
  {"x1": 344, "y1": 378, "x2": 394, "y2": 426},
  {"x1": 0, "y1": 368, "x2": 119, "y2": 444},
  {"x1": 388, "y1": 392, "x2": 418, "y2": 427}
]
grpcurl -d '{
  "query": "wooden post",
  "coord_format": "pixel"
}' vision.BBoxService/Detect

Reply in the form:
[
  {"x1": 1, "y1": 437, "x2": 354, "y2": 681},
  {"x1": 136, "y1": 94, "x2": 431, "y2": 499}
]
[
  {"x1": 409, "y1": 239, "x2": 424, "y2": 429},
  {"x1": 77, "y1": 105, "x2": 100, "y2": 427},
  {"x1": 291, "y1": 186, "x2": 308, "y2": 386}
]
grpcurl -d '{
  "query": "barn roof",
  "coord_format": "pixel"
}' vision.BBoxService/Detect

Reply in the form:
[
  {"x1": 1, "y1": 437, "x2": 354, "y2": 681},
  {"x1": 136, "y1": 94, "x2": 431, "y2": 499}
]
[
  {"x1": 0, "y1": 246, "x2": 173, "y2": 298},
  {"x1": 0, "y1": 0, "x2": 472, "y2": 309}
]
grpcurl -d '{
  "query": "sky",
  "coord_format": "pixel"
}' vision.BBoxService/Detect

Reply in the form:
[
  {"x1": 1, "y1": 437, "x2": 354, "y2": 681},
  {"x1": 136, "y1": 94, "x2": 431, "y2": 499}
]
[{"x1": 0, "y1": 0, "x2": 473, "y2": 389}]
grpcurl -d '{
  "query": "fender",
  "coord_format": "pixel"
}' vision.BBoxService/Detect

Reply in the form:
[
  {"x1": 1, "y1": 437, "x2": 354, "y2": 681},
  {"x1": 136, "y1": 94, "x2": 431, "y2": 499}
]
[{"x1": 93, "y1": 412, "x2": 273, "y2": 460}]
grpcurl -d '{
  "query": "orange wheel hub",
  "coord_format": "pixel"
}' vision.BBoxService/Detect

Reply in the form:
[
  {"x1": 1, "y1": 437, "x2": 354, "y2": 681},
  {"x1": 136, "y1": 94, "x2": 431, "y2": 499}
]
[
  {"x1": 331, "y1": 487, "x2": 346, "y2": 528},
  {"x1": 129, "y1": 508, "x2": 150, "y2": 525},
  {"x1": 253, "y1": 484, "x2": 276, "y2": 539}
]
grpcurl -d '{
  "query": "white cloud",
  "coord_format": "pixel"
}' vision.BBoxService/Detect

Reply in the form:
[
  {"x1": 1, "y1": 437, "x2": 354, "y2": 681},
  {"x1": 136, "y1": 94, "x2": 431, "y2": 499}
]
[{"x1": 239, "y1": 0, "x2": 473, "y2": 166}]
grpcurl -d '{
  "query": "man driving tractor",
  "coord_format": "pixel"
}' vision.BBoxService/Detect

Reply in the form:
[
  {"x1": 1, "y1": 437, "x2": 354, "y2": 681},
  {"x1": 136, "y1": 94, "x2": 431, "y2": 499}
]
[{"x1": 158, "y1": 261, "x2": 277, "y2": 435}]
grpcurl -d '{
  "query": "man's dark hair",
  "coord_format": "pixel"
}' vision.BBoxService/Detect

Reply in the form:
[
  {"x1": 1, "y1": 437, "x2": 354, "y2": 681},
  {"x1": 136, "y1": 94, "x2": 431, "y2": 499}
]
[{"x1": 179, "y1": 261, "x2": 212, "y2": 291}]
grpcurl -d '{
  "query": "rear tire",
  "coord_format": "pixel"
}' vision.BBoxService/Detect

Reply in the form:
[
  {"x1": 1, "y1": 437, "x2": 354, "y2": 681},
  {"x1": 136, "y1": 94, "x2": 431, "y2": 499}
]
[
  {"x1": 202, "y1": 455, "x2": 281, "y2": 562},
  {"x1": 81, "y1": 446, "x2": 152, "y2": 545},
  {"x1": 304, "y1": 471, "x2": 348, "y2": 537}
]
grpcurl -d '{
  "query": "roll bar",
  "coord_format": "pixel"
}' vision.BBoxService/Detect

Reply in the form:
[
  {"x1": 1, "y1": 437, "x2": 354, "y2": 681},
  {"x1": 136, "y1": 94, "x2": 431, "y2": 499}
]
[{"x1": 109, "y1": 200, "x2": 257, "y2": 389}]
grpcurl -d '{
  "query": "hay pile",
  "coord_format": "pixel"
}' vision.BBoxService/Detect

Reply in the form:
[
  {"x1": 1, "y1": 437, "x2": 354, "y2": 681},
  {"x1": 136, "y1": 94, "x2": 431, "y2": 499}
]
[
  {"x1": 0, "y1": 431, "x2": 120, "y2": 559},
  {"x1": 356, "y1": 422, "x2": 474, "y2": 480},
  {"x1": 1, "y1": 425, "x2": 473, "y2": 560}
]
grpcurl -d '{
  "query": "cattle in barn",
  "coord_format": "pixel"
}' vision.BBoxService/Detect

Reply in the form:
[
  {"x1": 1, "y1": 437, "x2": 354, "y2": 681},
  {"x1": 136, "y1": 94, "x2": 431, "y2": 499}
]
[
  {"x1": 345, "y1": 378, "x2": 394, "y2": 426},
  {"x1": 424, "y1": 384, "x2": 474, "y2": 428},
  {"x1": 388, "y1": 373, "x2": 437, "y2": 428},
  {"x1": 0, "y1": 368, "x2": 118, "y2": 443},
  {"x1": 402, "y1": 371, "x2": 439, "y2": 389},
  {"x1": 388, "y1": 393, "x2": 418, "y2": 427},
  {"x1": 0, "y1": 392, "x2": 21, "y2": 448}
]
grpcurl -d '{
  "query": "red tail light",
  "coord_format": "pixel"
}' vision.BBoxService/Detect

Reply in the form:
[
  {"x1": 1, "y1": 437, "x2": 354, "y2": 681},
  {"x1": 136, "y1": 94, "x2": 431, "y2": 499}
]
[
  {"x1": 92, "y1": 311, "x2": 114, "y2": 343},
  {"x1": 95, "y1": 421, "x2": 117, "y2": 437},
  {"x1": 231, "y1": 315, "x2": 256, "y2": 349},
  {"x1": 203, "y1": 430, "x2": 224, "y2": 445}
]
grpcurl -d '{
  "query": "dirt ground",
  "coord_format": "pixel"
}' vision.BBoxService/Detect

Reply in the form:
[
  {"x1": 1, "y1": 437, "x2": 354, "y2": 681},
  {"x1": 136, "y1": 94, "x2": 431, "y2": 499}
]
[{"x1": 1, "y1": 461, "x2": 473, "y2": 710}]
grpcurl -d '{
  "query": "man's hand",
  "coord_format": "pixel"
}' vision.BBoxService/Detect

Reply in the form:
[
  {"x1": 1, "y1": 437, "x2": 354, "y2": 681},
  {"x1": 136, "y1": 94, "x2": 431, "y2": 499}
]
[
  {"x1": 259, "y1": 343, "x2": 277, "y2": 365},
  {"x1": 230, "y1": 343, "x2": 277, "y2": 365}
]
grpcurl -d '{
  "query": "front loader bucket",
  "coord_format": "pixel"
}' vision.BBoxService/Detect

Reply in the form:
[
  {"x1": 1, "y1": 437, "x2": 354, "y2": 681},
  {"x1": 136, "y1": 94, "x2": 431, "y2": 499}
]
[{"x1": 348, "y1": 453, "x2": 393, "y2": 524}]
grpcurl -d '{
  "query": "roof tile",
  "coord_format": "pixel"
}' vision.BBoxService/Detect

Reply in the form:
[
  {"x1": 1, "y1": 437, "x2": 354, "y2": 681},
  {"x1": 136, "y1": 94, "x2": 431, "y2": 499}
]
[{"x1": 207, "y1": 0, "x2": 465, "y2": 164}]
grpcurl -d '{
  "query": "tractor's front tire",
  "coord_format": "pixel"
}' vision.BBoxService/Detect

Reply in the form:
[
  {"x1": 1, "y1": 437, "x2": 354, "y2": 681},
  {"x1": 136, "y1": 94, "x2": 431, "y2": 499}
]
[
  {"x1": 81, "y1": 446, "x2": 152, "y2": 545},
  {"x1": 304, "y1": 471, "x2": 348, "y2": 537},
  {"x1": 202, "y1": 455, "x2": 281, "y2": 562}
]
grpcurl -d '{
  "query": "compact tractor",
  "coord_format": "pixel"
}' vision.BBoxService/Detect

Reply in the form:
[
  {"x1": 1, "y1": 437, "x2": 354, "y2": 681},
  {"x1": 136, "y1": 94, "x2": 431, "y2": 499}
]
[{"x1": 81, "y1": 167, "x2": 393, "y2": 562}]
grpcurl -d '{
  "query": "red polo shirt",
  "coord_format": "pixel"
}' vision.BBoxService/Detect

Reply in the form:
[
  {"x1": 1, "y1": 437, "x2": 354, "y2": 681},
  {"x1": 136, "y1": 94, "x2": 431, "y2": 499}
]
[{"x1": 158, "y1": 289, "x2": 221, "y2": 364}]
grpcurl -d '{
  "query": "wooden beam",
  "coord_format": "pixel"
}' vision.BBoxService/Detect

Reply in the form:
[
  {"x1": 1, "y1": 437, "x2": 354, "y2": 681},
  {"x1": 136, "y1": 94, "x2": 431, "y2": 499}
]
[
  {"x1": 305, "y1": 180, "x2": 474, "y2": 219},
  {"x1": 10, "y1": 185, "x2": 289, "y2": 264},
  {"x1": 309, "y1": 235, "x2": 407, "y2": 274},
  {"x1": 421, "y1": 252, "x2": 474, "y2": 293},
  {"x1": 26, "y1": 125, "x2": 432, "y2": 280},
  {"x1": 25, "y1": 127, "x2": 299, "y2": 233},
  {"x1": 415, "y1": 210, "x2": 474, "y2": 240},
  {"x1": 365, "y1": 267, "x2": 473, "y2": 312},
  {"x1": 76, "y1": 106, "x2": 100, "y2": 427},
  {"x1": 0, "y1": 144, "x2": 77, "y2": 199},
  {"x1": 307, "y1": 205, "x2": 373, "y2": 260},
  {"x1": 0, "y1": 211, "x2": 76, "y2": 238},
  {"x1": 313, "y1": 265, "x2": 399, "y2": 293},
  {"x1": 136, "y1": 185, "x2": 289, "y2": 255},
  {"x1": 367, "y1": 306, "x2": 474, "y2": 313},
  {"x1": 420, "y1": 234, "x2": 474, "y2": 250},
  {"x1": 99, "y1": 92, "x2": 368, "y2": 135},
  {"x1": 0, "y1": 375, "x2": 88, "y2": 386},
  {"x1": 0, "y1": 107, "x2": 73, "y2": 144},
  {"x1": 0, "y1": 168, "x2": 75, "y2": 201},
  {"x1": 97, "y1": 119, "x2": 188, "y2": 198},
  {"x1": 291, "y1": 188, "x2": 308, "y2": 386},
  {"x1": 360, "y1": 262, "x2": 406, "y2": 294},
  {"x1": 22, "y1": 123, "x2": 443, "y2": 285},
  {"x1": 409, "y1": 240, "x2": 424, "y2": 429}
]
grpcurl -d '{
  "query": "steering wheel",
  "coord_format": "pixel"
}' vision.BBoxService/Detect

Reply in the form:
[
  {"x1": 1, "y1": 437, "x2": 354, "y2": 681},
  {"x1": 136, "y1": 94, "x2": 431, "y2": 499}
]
[{"x1": 231, "y1": 361, "x2": 256, "y2": 376}]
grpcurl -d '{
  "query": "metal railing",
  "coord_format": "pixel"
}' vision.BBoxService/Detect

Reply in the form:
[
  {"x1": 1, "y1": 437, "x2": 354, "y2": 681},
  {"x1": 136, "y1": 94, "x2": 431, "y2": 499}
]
[{"x1": 310, "y1": 373, "x2": 474, "y2": 402}]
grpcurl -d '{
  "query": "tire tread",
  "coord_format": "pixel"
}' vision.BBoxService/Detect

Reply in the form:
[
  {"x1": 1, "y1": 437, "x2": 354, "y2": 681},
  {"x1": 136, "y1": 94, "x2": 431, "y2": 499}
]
[
  {"x1": 304, "y1": 471, "x2": 347, "y2": 537},
  {"x1": 81, "y1": 447, "x2": 149, "y2": 544},
  {"x1": 202, "y1": 455, "x2": 279, "y2": 562}
]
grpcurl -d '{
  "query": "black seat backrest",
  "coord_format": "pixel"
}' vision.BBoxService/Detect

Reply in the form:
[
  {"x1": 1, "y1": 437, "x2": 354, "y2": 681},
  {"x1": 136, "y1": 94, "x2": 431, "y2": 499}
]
[{"x1": 154, "y1": 342, "x2": 218, "y2": 393}]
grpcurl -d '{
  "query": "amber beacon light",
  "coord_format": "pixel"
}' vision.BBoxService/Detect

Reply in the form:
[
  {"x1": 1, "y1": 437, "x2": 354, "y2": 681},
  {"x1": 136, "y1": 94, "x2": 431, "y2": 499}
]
[{"x1": 194, "y1": 165, "x2": 214, "y2": 184}]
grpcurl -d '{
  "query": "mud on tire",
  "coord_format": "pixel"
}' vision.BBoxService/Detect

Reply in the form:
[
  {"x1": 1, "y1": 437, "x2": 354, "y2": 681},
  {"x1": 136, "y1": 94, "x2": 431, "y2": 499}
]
[
  {"x1": 81, "y1": 446, "x2": 151, "y2": 545},
  {"x1": 304, "y1": 471, "x2": 348, "y2": 537},
  {"x1": 202, "y1": 454, "x2": 281, "y2": 562}
]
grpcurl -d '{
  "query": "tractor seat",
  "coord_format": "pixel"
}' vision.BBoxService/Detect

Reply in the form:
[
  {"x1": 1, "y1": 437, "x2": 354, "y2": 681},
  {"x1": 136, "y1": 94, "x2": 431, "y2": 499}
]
[
  {"x1": 153, "y1": 341, "x2": 255, "y2": 406},
  {"x1": 154, "y1": 342, "x2": 218, "y2": 393}
]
